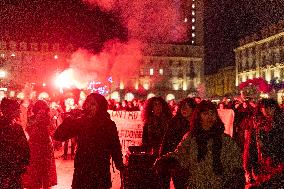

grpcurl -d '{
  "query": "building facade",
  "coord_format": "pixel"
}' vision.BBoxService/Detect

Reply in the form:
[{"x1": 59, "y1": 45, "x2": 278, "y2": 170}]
[
  {"x1": 0, "y1": 0, "x2": 205, "y2": 102},
  {"x1": 110, "y1": 0, "x2": 205, "y2": 102},
  {"x1": 0, "y1": 40, "x2": 74, "y2": 94},
  {"x1": 234, "y1": 20, "x2": 284, "y2": 103},
  {"x1": 205, "y1": 66, "x2": 236, "y2": 99}
]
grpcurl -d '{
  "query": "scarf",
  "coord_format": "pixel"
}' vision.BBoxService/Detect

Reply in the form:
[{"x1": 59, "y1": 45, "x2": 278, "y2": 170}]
[{"x1": 196, "y1": 126, "x2": 223, "y2": 176}]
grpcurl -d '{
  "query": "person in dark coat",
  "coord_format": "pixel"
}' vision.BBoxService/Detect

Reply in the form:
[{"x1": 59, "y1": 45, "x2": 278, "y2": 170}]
[
  {"x1": 0, "y1": 98, "x2": 30, "y2": 189},
  {"x1": 159, "y1": 97, "x2": 196, "y2": 189},
  {"x1": 54, "y1": 93, "x2": 124, "y2": 189}
]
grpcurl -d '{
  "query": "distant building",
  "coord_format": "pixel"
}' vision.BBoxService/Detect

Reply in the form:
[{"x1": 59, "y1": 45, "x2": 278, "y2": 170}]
[
  {"x1": 110, "y1": 0, "x2": 205, "y2": 101},
  {"x1": 0, "y1": 40, "x2": 74, "y2": 90},
  {"x1": 234, "y1": 19, "x2": 284, "y2": 103},
  {"x1": 0, "y1": 0, "x2": 205, "y2": 102},
  {"x1": 205, "y1": 66, "x2": 236, "y2": 99}
]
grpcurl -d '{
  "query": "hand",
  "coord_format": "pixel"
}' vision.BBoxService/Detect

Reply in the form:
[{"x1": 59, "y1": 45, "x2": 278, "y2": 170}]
[{"x1": 153, "y1": 156, "x2": 167, "y2": 174}]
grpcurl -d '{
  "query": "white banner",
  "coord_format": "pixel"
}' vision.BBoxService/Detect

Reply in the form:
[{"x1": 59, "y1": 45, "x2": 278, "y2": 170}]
[
  {"x1": 109, "y1": 109, "x2": 235, "y2": 156},
  {"x1": 109, "y1": 110, "x2": 143, "y2": 155},
  {"x1": 218, "y1": 109, "x2": 235, "y2": 137}
]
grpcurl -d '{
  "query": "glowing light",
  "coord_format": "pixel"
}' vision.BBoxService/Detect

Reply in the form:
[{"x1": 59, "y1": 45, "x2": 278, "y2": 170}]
[
  {"x1": 192, "y1": 33, "x2": 196, "y2": 37},
  {"x1": 11, "y1": 53, "x2": 16, "y2": 57},
  {"x1": 184, "y1": 18, "x2": 188, "y2": 22},
  {"x1": 54, "y1": 55, "x2": 58, "y2": 59},
  {"x1": 173, "y1": 83, "x2": 179, "y2": 90},
  {"x1": 111, "y1": 91, "x2": 120, "y2": 102},
  {"x1": 147, "y1": 93, "x2": 155, "y2": 99},
  {"x1": 143, "y1": 83, "x2": 150, "y2": 90},
  {"x1": 0, "y1": 91, "x2": 5, "y2": 100},
  {"x1": 192, "y1": 26, "x2": 195, "y2": 30},
  {"x1": 17, "y1": 92, "x2": 25, "y2": 99},
  {"x1": 55, "y1": 70, "x2": 74, "y2": 89},
  {"x1": 192, "y1": 18, "x2": 195, "y2": 23},
  {"x1": 192, "y1": 4, "x2": 195, "y2": 8},
  {"x1": 0, "y1": 70, "x2": 6, "y2": 78},
  {"x1": 42, "y1": 83, "x2": 46, "y2": 87},
  {"x1": 108, "y1": 76, "x2": 113, "y2": 83},
  {"x1": 125, "y1": 93, "x2": 134, "y2": 101},
  {"x1": 9, "y1": 91, "x2": 15, "y2": 97},
  {"x1": 88, "y1": 81, "x2": 109, "y2": 95},
  {"x1": 166, "y1": 94, "x2": 175, "y2": 101},
  {"x1": 38, "y1": 92, "x2": 49, "y2": 100},
  {"x1": 135, "y1": 82, "x2": 139, "y2": 90},
  {"x1": 159, "y1": 69, "x2": 164, "y2": 75},
  {"x1": 260, "y1": 93, "x2": 269, "y2": 98},
  {"x1": 150, "y1": 68, "x2": 154, "y2": 75},
  {"x1": 120, "y1": 81, "x2": 124, "y2": 90}
]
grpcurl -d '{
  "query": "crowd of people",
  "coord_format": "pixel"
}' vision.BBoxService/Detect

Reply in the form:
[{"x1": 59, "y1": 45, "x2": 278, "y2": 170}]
[{"x1": 0, "y1": 93, "x2": 283, "y2": 188}]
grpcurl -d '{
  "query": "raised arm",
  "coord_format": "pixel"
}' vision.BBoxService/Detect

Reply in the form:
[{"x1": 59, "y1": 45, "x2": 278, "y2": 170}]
[{"x1": 53, "y1": 117, "x2": 80, "y2": 142}]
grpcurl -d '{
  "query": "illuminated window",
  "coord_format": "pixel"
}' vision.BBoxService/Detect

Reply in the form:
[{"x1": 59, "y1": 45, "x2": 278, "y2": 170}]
[
  {"x1": 11, "y1": 53, "x2": 16, "y2": 57},
  {"x1": 192, "y1": 18, "x2": 195, "y2": 23},
  {"x1": 192, "y1": 33, "x2": 196, "y2": 37},
  {"x1": 184, "y1": 18, "x2": 188, "y2": 22},
  {"x1": 192, "y1": 40, "x2": 195, "y2": 44},
  {"x1": 192, "y1": 11, "x2": 195, "y2": 16},
  {"x1": 0, "y1": 54, "x2": 5, "y2": 58},
  {"x1": 192, "y1": 26, "x2": 195, "y2": 30},
  {"x1": 192, "y1": 4, "x2": 195, "y2": 8},
  {"x1": 54, "y1": 55, "x2": 58, "y2": 59},
  {"x1": 159, "y1": 69, "x2": 164, "y2": 75},
  {"x1": 150, "y1": 68, "x2": 154, "y2": 75}
]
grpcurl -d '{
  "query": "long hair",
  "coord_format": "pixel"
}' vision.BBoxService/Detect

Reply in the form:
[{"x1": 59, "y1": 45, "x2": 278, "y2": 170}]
[
  {"x1": 142, "y1": 96, "x2": 172, "y2": 124},
  {"x1": 175, "y1": 97, "x2": 196, "y2": 117},
  {"x1": 0, "y1": 97, "x2": 20, "y2": 118},
  {"x1": 32, "y1": 100, "x2": 50, "y2": 115},
  {"x1": 190, "y1": 100, "x2": 224, "y2": 176},
  {"x1": 82, "y1": 93, "x2": 109, "y2": 118}
]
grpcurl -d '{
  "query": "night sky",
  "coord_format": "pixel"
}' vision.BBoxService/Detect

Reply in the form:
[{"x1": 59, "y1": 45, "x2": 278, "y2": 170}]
[
  {"x1": 204, "y1": 0, "x2": 284, "y2": 74},
  {"x1": 1, "y1": 0, "x2": 284, "y2": 74}
]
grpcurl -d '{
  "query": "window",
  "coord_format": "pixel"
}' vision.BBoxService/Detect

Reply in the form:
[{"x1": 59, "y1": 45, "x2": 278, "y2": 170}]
[
  {"x1": 9, "y1": 41, "x2": 17, "y2": 50},
  {"x1": 19, "y1": 42, "x2": 27, "y2": 51},
  {"x1": 159, "y1": 69, "x2": 163, "y2": 75},
  {"x1": 41, "y1": 43, "x2": 49, "y2": 51},
  {"x1": 150, "y1": 68, "x2": 154, "y2": 75},
  {"x1": 140, "y1": 69, "x2": 144, "y2": 76},
  {"x1": 52, "y1": 43, "x2": 60, "y2": 51},
  {"x1": 0, "y1": 41, "x2": 7, "y2": 50},
  {"x1": 30, "y1": 43, "x2": 38, "y2": 51}
]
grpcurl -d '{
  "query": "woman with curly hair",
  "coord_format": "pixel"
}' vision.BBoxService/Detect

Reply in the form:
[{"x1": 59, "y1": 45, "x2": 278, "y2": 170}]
[
  {"x1": 141, "y1": 96, "x2": 172, "y2": 157},
  {"x1": 155, "y1": 100, "x2": 245, "y2": 189}
]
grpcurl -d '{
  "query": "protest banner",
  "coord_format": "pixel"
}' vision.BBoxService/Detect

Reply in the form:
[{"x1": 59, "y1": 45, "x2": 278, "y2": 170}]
[{"x1": 109, "y1": 110, "x2": 143, "y2": 155}]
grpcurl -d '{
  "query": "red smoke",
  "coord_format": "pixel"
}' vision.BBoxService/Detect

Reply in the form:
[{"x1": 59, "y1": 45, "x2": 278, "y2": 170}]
[
  {"x1": 84, "y1": 0, "x2": 187, "y2": 43},
  {"x1": 57, "y1": 39, "x2": 142, "y2": 89}
]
